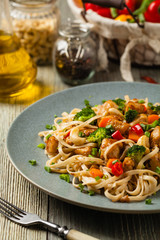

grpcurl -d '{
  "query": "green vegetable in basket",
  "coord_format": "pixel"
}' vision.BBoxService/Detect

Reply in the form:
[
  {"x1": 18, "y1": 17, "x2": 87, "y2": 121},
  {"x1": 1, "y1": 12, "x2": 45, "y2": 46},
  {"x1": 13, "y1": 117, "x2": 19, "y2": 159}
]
[{"x1": 133, "y1": 0, "x2": 155, "y2": 15}]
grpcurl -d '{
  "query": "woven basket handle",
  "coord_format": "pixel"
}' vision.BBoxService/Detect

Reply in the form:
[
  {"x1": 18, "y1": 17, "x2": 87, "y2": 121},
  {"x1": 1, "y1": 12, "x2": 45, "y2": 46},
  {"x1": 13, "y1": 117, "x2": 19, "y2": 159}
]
[{"x1": 82, "y1": 0, "x2": 125, "y2": 9}]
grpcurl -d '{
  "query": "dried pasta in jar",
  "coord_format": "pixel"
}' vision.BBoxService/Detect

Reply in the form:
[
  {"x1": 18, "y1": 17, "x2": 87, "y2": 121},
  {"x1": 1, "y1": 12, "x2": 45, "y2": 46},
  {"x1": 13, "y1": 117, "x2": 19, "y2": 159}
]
[{"x1": 11, "y1": 0, "x2": 60, "y2": 65}]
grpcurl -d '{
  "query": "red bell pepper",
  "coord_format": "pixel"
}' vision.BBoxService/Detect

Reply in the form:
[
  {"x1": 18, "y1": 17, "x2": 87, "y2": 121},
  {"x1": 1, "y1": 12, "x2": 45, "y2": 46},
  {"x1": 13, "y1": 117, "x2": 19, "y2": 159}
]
[
  {"x1": 64, "y1": 131, "x2": 70, "y2": 139},
  {"x1": 131, "y1": 124, "x2": 144, "y2": 135},
  {"x1": 111, "y1": 162, "x2": 123, "y2": 177},
  {"x1": 111, "y1": 130, "x2": 124, "y2": 140},
  {"x1": 144, "y1": 0, "x2": 160, "y2": 23},
  {"x1": 85, "y1": 3, "x2": 112, "y2": 18},
  {"x1": 96, "y1": 8, "x2": 112, "y2": 18},
  {"x1": 141, "y1": 76, "x2": 158, "y2": 84},
  {"x1": 118, "y1": 0, "x2": 136, "y2": 15},
  {"x1": 85, "y1": 3, "x2": 102, "y2": 12}
]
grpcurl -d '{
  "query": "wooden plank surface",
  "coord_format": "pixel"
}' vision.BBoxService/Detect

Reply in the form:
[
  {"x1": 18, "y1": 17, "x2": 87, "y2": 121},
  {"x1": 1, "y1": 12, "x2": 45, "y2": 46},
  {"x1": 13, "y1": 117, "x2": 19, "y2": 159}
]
[{"x1": 1, "y1": 1, "x2": 160, "y2": 240}]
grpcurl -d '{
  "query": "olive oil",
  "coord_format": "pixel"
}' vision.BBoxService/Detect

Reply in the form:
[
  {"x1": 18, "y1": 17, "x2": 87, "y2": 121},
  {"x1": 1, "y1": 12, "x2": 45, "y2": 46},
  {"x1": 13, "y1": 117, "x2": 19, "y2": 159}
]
[{"x1": 0, "y1": 31, "x2": 37, "y2": 97}]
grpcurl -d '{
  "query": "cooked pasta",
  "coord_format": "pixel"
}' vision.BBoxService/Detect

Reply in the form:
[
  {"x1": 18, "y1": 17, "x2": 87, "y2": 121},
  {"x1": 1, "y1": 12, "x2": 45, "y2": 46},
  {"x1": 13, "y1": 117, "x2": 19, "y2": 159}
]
[{"x1": 38, "y1": 96, "x2": 160, "y2": 202}]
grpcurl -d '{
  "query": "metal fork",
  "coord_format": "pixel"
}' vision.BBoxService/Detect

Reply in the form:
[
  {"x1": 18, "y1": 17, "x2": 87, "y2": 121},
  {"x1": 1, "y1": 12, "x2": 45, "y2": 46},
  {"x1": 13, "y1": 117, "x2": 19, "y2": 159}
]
[{"x1": 0, "y1": 197, "x2": 99, "y2": 240}]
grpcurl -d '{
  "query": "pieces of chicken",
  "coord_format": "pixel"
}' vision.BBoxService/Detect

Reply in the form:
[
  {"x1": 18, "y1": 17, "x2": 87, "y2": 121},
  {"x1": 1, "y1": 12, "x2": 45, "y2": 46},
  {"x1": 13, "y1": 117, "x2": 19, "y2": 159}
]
[
  {"x1": 100, "y1": 138, "x2": 123, "y2": 160},
  {"x1": 80, "y1": 128, "x2": 96, "y2": 136},
  {"x1": 97, "y1": 100, "x2": 118, "y2": 116},
  {"x1": 46, "y1": 136, "x2": 58, "y2": 155},
  {"x1": 148, "y1": 152, "x2": 160, "y2": 171},
  {"x1": 125, "y1": 101, "x2": 145, "y2": 113},
  {"x1": 74, "y1": 146, "x2": 92, "y2": 156},
  {"x1": 107, "y1": 118, "x2": 130, "y2": 135},
  {"x1": 129, "y1": 114, "x2": 148, "y2": 126},
  {"x1": 122, "y1": 157, "x2": 135, "y2": 172},
  {"x1": 150, "y1": 126, "x2": 160, "y2": 148}
]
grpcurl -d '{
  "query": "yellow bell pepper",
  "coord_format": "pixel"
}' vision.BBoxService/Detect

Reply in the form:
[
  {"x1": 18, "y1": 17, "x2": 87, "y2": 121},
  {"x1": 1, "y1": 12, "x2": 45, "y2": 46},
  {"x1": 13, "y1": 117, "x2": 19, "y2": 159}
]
[{"x1": 115, "y1": 14, "x2": 133, "y2": 22}]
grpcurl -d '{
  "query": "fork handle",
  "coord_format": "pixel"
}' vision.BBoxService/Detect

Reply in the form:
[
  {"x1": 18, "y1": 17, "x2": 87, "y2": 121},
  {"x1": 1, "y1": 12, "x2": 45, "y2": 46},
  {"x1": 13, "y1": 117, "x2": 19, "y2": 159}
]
[
  {"x1": 40, "y1": 219, "x2": 99, "y2": 240},
  {"x1": 67, "y1": 229, "x2": 100, "y2": 240}
]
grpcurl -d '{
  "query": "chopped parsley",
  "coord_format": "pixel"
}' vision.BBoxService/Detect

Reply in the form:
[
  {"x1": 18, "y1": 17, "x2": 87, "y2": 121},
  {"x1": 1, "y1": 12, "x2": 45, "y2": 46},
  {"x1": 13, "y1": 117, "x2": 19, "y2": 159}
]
[
  {"x1": 145, "y1": 131, "x2": 150, "y2": 138},
  {"x1": 91, "y1": 148, "x2": 97, "y2": 157},
  {"x1": 37, "y1": 143, "x2": 45, "y2": 149},
  {"x1": 88, "y1": 190, "x2": 95, "y2": 196},
  {"x1": 46, "y1": 134, "x2": 52, "y2": 140},
  {"x1": 44, "y1": 166, "x2": 51, "y2": 173},
  {"x1": 78, "y1": 131, "x2": 86, "y2": 137},
  {"x1": 112, "y1": 159, "x2": 119, "y2": 165},
  {"x1": 112, "y1": 98, "x2": 126, "y2": 111},
  {"x1": 46, "y1": 124, "x2": 52, "y2": 130},
  {"x1": 59, "y1": 174, "x2": 70, "y2": 183},
  {"x1": 79, "y1": 183, "x2": 84, "y2": 192},
  {"x1": 29, "y1": 159, "x2": 37, "y2": 165},
  {"x1": 95, "y1": 176, "x2": 101, "y2": 181},
  {"x1": 145, "y1": 198, "x2": 152, "y2": 204},
  {"x1": 138, "y1": 99, "x2": 145, "y2": 104},
  {"x1": 52, "y1": 125, "x2": 57, "y2": 131},
  {"x1": 155, "y1": 166, "x2": 160, "y2": 174}
]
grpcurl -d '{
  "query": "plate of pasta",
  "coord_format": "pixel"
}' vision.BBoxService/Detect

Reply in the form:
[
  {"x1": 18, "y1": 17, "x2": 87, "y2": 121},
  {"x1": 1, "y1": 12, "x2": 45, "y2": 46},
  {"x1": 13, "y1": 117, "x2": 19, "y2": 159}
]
[{"x1": 7, "y1": 82, "x2": 160, "y2": 213}]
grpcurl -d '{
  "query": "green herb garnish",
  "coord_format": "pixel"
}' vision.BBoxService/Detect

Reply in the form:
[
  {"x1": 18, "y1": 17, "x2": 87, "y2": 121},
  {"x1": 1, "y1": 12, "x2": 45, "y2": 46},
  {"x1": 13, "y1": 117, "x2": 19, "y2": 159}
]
[
  {"x1": 88, "y1": 190, "x2": 95, "y2": 196},
  {"x1": 95, "y1": 176, "x2": 101, "y2": 181},
  {"x1": 145, "y1": 198, "x2": 152, "y2": 204},
  {"x1": 145, "y1": 131, "x2": 150, "y2": 138},
  {"x1": 91, "y1": 148, "x2": 97, "y2": 157},
  {"x1": 78, "y1": 131, "x2": 86, "y2": 137},
  {"x1": 112, "y1": 160, "x2": 119, "y2": 165},
  {"x1": 44, "y1": 166, "x2": 51, "y2": 173},
  {"x1": 59, "y1": 174, "x2": 70, "y2": 183},
  {"x1": 46, "y1": 124, "x2": 52, "y2": 130},
  {"x1": 79, "y1": 183, "x2": 84, "y2": 192},
  {"x1": 52, "y1": 125, "x2": 57, "y2": 131},
  {"x1": 29, "y1": 159, "x2": 37, "y2": 165},
  {"x1": 138, "y1": 100, "x2": 145, "y2": 104},
  {"x1": 113, "y1": 98, "x2": 126, "y2": 111},
  {"x1": 155, "y1": 166, "x2": 160, "y2": 174},
  {"x1": 46, "y1": 134, "x2": 52, "y2": 140},
  {"x1": 37, "y1": 143, "x2": 45, "y2": 149}
]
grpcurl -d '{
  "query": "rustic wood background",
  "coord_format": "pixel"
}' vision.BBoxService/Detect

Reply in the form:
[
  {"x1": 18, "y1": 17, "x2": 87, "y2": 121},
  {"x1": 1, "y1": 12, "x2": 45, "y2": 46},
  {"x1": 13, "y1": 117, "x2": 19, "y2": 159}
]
[{"x1": 1, "y1": 1, "x2": 160, "y2": 239}]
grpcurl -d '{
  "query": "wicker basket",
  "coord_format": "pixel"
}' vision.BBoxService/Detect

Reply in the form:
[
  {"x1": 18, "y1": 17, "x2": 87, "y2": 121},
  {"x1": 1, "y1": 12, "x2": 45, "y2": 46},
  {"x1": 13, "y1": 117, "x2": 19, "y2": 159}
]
[{"x1": 67, "y1": 0, "x2": 160, "y2": 82}]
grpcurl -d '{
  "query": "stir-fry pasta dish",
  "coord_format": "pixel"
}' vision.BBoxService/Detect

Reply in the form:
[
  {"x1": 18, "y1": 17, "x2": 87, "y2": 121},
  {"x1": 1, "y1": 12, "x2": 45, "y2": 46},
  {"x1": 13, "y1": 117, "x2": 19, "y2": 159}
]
[{"x1": 38, "y1": 95, "x2": 160, "y2": 202}]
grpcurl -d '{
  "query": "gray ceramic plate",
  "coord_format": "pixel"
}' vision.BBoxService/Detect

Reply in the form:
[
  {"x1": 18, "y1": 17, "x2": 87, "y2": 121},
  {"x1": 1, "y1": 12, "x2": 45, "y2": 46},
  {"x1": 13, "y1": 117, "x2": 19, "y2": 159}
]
[{"x1": 7, "y1": 82, "x2": 160, "y2": 214}]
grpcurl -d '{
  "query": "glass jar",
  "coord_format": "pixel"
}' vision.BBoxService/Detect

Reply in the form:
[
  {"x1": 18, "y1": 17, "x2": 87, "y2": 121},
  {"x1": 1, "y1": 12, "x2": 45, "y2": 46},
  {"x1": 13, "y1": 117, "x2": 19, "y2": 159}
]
[
  {"x1": 0, "y1": 0, "x2": 37, "y2": 97},
  {"x1": 10, "y1": 0, "x2": 60, "y2": 65},
  {"x1": 53, "y1": 21, "x2": 97, "y2": 86}
]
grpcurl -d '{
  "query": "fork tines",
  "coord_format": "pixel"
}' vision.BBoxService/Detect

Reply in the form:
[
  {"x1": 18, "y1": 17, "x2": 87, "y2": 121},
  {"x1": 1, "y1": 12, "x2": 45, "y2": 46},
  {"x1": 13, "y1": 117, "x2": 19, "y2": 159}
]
[{"x1": 0, "y1": 197, "x2": 26, "y2": 220}]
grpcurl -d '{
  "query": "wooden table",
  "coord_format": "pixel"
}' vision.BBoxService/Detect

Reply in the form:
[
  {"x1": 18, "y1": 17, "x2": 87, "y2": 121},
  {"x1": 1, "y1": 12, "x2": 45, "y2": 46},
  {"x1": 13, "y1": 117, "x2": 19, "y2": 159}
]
[{"x1": 1, "y1": 1, "x2": 160, "y2": 240}]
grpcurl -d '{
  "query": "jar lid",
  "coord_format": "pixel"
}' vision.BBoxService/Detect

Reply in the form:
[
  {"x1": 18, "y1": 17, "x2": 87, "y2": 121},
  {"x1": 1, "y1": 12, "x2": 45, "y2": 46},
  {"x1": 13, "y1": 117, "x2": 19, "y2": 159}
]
[{"x1": 59, "y1": 21, "x2": 90, "y2": 38}]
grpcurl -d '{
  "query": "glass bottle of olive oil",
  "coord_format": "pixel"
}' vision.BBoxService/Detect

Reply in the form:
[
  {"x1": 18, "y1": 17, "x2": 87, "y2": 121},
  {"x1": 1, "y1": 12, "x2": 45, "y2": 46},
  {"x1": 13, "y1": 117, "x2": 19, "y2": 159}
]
[{"x1": 0, "y1": 0, "x2": 37, "y2": 97}]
